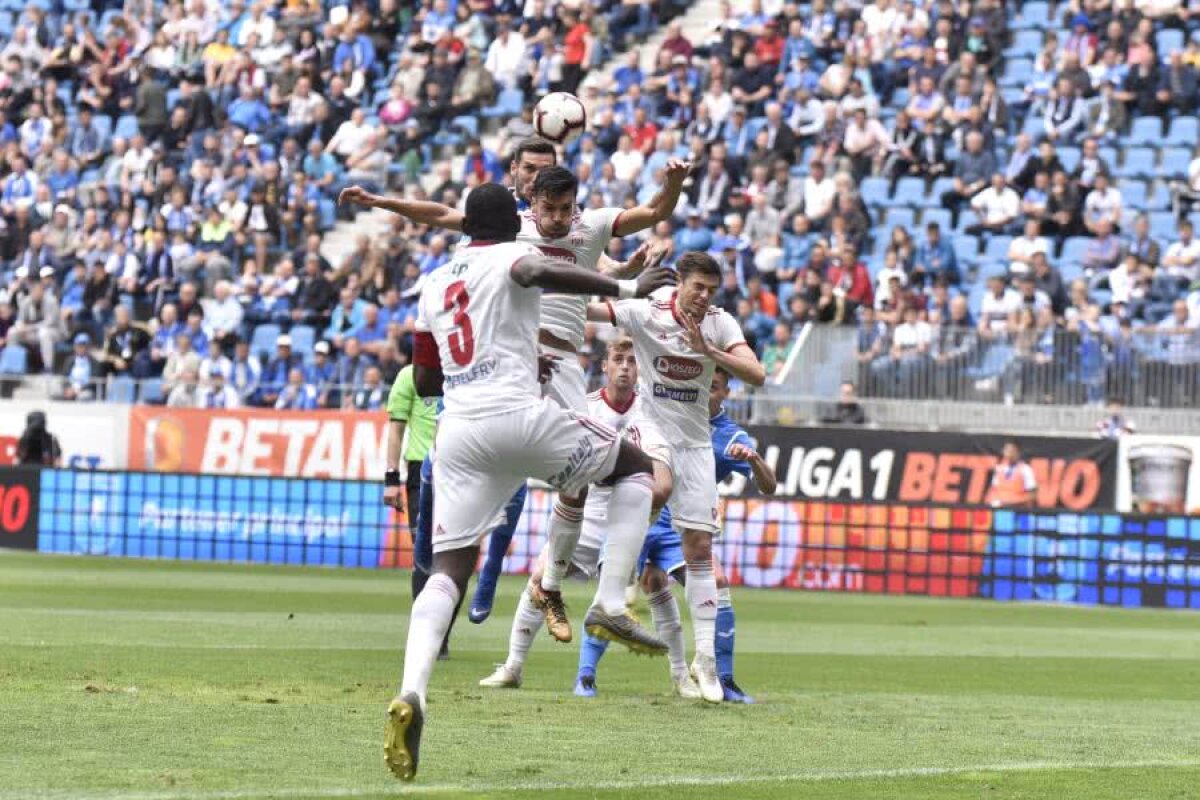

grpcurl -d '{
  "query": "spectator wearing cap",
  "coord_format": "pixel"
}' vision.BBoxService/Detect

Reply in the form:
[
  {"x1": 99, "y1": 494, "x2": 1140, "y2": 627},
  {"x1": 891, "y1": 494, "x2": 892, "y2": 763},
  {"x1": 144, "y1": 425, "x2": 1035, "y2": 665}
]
[
  {"x1": 258, "y1": 334, "x2": 301, "y2": 408},
  {"x1": 60, "y1": 332, "x2": 100, "y2": 401},
  {"x1": 306, "y1": 340, "x2": 337, "y2": 408},
  {"x1": 9, "y1": 275, "x2": 63, "y2": 372}
]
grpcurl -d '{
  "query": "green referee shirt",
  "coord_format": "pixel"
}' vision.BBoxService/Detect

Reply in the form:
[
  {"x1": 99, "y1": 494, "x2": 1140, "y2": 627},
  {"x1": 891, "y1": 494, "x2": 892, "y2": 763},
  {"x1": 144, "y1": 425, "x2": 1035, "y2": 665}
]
[{"x1": 386, "y1": 365, "x2": 438, "y2": 462}]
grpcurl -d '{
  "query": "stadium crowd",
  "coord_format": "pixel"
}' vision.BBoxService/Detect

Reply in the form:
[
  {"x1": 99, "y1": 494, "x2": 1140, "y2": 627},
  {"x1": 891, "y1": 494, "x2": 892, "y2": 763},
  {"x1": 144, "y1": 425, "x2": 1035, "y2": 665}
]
[{"x1": 0, "y1": 0, "x2": 1198, "y2": 410}]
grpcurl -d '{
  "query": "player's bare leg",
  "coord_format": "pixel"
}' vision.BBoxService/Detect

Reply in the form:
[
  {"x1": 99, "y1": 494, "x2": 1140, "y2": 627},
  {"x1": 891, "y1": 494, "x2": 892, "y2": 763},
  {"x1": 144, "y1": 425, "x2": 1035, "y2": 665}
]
[
  {"x1": 583, "y1": 442, "x2": 668, "y2": 655},
  {"x1": 385, "y1": 546, "x2": 477, "y2": 780},
  {"x1": 532, "y1": 487, "x2": 585, "y2": 642},
  {"x1": 681, "y1": 529, "x2": 722, "y2": 702}
]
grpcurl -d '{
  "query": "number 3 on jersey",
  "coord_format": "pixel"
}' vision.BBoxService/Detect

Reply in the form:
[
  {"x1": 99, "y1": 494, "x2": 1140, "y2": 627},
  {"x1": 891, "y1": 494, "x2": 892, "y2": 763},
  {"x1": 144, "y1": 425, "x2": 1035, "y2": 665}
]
[{"x1": 444, "y1": 281, "x2": 475, "y2": 366}]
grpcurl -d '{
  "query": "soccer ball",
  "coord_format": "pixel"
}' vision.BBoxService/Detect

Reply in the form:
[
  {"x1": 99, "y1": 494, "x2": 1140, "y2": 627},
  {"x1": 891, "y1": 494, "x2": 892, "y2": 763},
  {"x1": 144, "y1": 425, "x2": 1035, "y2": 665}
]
[{"x1": 533, "y1": 92, "x2": 587, "y2": 144}]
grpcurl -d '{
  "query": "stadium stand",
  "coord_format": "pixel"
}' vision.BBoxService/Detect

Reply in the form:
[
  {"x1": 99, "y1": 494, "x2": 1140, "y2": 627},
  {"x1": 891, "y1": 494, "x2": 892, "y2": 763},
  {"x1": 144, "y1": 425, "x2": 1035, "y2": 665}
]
[{"x1": 0, "y1": 0, "x2": 1197, "y2": 413}]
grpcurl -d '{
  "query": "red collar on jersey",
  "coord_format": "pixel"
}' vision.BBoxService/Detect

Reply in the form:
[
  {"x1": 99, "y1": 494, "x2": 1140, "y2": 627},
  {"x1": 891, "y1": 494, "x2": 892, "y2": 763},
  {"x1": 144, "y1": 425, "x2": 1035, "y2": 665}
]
[
  {"x1": 601, "y1": 387, "x2": 635, "y2": 414},
  {"x1": 668, "y1": 290, "x2": 688, "y2": 327}
]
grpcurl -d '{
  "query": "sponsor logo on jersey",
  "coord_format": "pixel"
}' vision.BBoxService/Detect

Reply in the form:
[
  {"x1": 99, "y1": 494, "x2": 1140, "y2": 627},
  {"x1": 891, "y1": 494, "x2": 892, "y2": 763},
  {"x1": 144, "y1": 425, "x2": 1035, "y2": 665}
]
[
  {"x1": 547, "y1": 438, "x2": 595, "y2": 487},
  {"x1": 537, "y1": 245, "x2": 577, "y2": 264},
  {"x1": 444, "y1": 357, "x2": 499, "y2": 388},
  {"x1": 652, "y1": 383, "x2": 700, "y2": 403},
  {"x1": 654, "y1": 355, "x2": 704, "y2": 380}
]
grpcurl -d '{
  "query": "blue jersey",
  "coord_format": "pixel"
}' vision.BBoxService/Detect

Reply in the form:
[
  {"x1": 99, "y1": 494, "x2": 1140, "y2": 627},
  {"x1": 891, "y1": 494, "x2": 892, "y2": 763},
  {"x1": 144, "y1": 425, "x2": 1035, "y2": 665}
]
[{"x1": 652, "y1": 411, "x2": 754, "y2": 533}]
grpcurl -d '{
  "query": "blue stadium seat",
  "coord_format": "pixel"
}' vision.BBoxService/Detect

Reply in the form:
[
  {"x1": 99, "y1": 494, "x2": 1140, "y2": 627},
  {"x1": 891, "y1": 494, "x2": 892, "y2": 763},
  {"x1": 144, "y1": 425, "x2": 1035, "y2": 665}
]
[
  {"x1": 745, "y1": 116, "x2": 768, "y2": 142},
  {"x1": 883, "y1": 207, "x2": 914, "y2": 231},
  {"x1": 1021, "y1": 115, "x2": 1044, "y2": 139},
  {"x1": 166, "y1": 88, "x2": 180, "y2": 110},
  {"x1": 1145, "y1": 183, "x2": 1171, "y2": 211},
  {"x1": 289, "y1": 324, "x2": 316, "y2": 358},
  {"x1": 920, "y1": 208, "x2": 951, "y2": 231},
  {"x1": 1098, "y1": 146, "x2": 1118, "y2": 167},
  {"x1": 1116, "y1": 149, "x2": 1155, "y2": 180},
  {"x1": 985, "y1": 236, "x2": 1013, "y2": 262},
  {"x1": 0, "y1": 344, "x2": 27, "y2": 374},
  {"x1": 955, "y1": 211, "x2": 980, "y2": 235},
  {"x1": 890, "y1": 177, "x2": 926, "y2": 208},
  {"x1": 1150, "y1": 211, "x2": 1177, "y2": 239},
  {"x1": 953, "y1": 235, "x2": 979, "y2": 261},
  {"x1": 251, "y1": 324, "x2": 282, "y2": 358},
  {"x1": 0, "y1": 12, "x2": 13, "y2": 38},
  {"x1": 1159, "y1": 147, "x2": 1191, "y2": 180},
  {"x1": 114, "y1": 115, "x2": 139, "y2": 140},
  {"x1": 1127, "y1": 117, "x2": 1163, "y2": 147},
  {"x1": 1157, "y1": 29, "x2": 1185, "y2": 56},
  {"x1": 1057, "y1": 146, "x2": 1080, "y2": 174},
  {"x1": 859, "y1": 177, "x2": 889, "y2": 208},
  {"x1": 1061, "y1": 237, "x2": 1090, "y2": 265},
  {"x1": 108, "y1": 376, "x2": 136, "y2": 404},
  {"x1": 1003, "y1": 58, "x2": 1033, "y2": 86},
  {"x1": 930, "y1": 177, "x2": 956, "y2": 199},
  {"x1": 451, "y1": 115, "x2": 479, "y2": 140},
  {"x1": 140, "y1": 378, "x2": 163, "y2": 404},
  {"x1": 1118, "y1": 180, "x2": 1146, "y2": 210},
  {"x1": 1009, "y1": 30, "x2": 1043, "y2": 57},
  {"x1": 92, "y1": 114, "x2": 111, "y2": 141},
  {"x1": 1021, "y1": 1, "x2": 1050, "y2": 28},
  {"x1": 481, "y1": 88, "x2": 523, "y2": 119}
]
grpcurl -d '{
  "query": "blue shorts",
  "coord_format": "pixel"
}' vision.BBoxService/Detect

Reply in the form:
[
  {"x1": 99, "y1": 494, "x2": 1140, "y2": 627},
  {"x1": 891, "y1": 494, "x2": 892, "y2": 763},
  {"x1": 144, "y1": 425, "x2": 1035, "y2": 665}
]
[{"x1": 637, "y1": 520, "x2": 685, "y2": 577}]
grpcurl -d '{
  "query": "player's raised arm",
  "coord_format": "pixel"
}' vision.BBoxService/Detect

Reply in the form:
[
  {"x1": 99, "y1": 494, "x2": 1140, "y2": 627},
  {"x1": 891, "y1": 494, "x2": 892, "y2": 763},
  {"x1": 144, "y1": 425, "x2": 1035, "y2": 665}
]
[
  {"x1": 338, "y1": 186, "x2": 465, "y2": 232},
  {"x1": 511, "y1": 255, "x2": 675, "y2": 299},
  {"x1": 728, "y1": 442, "x2": 778, "y2": 495},
  {"x1": 600, "y1": 241, "x2": 669, "y2": 278},
  {"x1": 611, "y1": 159, "x2": 692, "y2": 237}
]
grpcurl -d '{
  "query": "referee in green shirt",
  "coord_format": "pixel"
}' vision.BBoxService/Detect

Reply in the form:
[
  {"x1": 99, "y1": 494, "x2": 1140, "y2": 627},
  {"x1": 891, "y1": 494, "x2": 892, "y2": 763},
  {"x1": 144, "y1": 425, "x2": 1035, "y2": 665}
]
[{"x1": 384, "y1": 364, "x2": 439, "y2": 589}]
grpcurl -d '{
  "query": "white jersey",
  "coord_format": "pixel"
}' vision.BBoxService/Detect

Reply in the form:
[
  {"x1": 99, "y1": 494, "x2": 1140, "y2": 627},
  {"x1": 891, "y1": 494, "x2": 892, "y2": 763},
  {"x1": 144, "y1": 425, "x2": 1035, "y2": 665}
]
[
  {"x1": 608, "y1": 288, "x2": 747, "y2": 447},
  {"x1": 581, "y1": 388, "x2": 650, "y2": 527},
  {"x1": 417, "y1": 240, "x2": 541, "y2": 419},
  {"x1": 519, "y1": 207, "x2": 623, "y2": 350}
]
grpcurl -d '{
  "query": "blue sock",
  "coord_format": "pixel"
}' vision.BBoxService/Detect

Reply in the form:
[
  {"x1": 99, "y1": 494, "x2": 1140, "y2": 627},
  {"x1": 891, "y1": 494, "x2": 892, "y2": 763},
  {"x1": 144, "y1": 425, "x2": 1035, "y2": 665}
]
[
  {"x1": 473, "y1": 486, "x2": 527, "y2": 609},
  {"x1": 715, "y1": 589, "x2": 735, "y2": 680},
  {"x1": 413, "y1": 457, "x2": 435, "y2": 574},
  {"x1": 577, "y1": 632, "x2": 609, "y2": 679}
]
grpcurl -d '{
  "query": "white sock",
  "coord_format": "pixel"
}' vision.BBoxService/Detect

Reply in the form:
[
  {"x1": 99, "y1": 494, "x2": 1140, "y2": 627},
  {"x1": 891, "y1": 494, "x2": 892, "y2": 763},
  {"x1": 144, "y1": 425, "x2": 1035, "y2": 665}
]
[
  {"x1": 400, "y1": 573, "x2": 460, "y2": 711},
  {"x1": 685, "y1": 559, "x2": 718, "y2": 659},
  {"x1": 624, "y1": 581, "x2": 640, "y2": 609},
  {"x1": 717, "y1": 587, "x2": 733, "y2": 609},
  {"x1": 504, "y1": 587, "x2": 544, "y2": 672},
  {"x1": 541, "y1": 500, "x2": 583, "y2": 591},
  {"x1": 648, "y1": 587, "x2": 687, "y2": 675},
  {"x1": 591, "y1": 475, "x2": 652, "y2": 616}
]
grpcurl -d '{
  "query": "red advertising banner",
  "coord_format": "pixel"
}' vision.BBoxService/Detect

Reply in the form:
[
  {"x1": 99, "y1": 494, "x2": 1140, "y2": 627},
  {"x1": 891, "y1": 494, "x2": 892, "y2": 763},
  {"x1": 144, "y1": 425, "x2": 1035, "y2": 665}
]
[{"x1": 127, "y1": 407, "x2": 389, "y2": 479}]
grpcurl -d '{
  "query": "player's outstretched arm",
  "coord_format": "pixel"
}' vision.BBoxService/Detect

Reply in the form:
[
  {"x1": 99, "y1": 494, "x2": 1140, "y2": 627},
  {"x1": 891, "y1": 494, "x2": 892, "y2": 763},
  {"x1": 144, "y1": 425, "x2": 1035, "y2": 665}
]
[
  {"x1": 337, "y1": 186, "x2": 465, "y2": 232},
  {"x1": 600, "y1": 241, "x2": 668, "y2": 278},
  {"x1": 729, "y1": 443, "x2": 778, "y2": 495},
  {"x1": 682, "y1": 314, "x2": 767, "y2": 387},
  {"x1": 511, "y1": 255, "x2": 674, "y2": 298},
  {"x1": 612, "y1": 159, "x2": 692, "y2": 237}
]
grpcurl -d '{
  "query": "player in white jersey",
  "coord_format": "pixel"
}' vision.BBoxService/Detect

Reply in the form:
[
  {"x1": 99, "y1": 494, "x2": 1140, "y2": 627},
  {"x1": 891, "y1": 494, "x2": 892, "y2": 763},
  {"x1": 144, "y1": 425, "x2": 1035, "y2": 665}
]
[
  {"x1": 340, "y1": 153, "x2": 692, "y2": 643},
  {"x1": 383, "y1": 184, "x2": 674, "y2": 782},
  {"x1": 586, "y1": 251, "x2": 767, "y2": 702},
  {"x1": 478, "y1": 336, "x2": 682, "y2": 691}
]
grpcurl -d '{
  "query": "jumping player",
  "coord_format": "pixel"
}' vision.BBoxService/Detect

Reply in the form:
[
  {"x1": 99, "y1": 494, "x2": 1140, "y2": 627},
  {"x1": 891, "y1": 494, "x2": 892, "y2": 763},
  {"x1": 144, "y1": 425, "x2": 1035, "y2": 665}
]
[
  {"x1": 341, "y1": 156, "x2": 691, "y2": 646},
  {"x1": 383, "y1": 183, "x2": 674, "y2": 781},
  {"x1": 478, "y1": 335, "x2": 675, "y2": 690},
  {"x1": 586, "y1": 252, "x2": 767, "y2": 702},
  {"x1": 574, "y1": 367, "x2": 777, "y2": 703}
]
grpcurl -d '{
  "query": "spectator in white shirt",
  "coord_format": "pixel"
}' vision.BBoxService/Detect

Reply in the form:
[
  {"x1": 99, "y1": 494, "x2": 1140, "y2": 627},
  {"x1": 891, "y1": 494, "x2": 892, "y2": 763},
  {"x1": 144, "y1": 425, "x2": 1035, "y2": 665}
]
[
  {"x1": 842, "y1": 106, "x2": 894, "y2": 180},
  {"x1": 236, "y1": 3, "x2": 275, "y2": 48},
  {"x1": 1008, "y1": 218, "x2": 1050, "y2": 276},
  {"x1": 1162, "y1": 219, "x2": 1200, "y2": 286},
  {"x1": 609, "y1": 134, "x2": 645, "y2": 184},
  {"x1": 966, "y1": 173, "x2": 1020, "y2": 235},
  {"x1": 201, "y1": 371, "x2": 242, "y2": 409},
  {"x1": 978, "y1": 273, "x2": 1023, "y2": 337},
  {"x1": 1083, "y1": 172, "x2": 1122, "y2": 235},
  {"x1": 198, "y1": 338, "x2": 232, "y2": 382},
  {"x1": 325, "y1": 108, "x2": 374, "y2": 161},
  {"x1": 205, "y1": 280, "x2": 244, "y2": 345},
  {"x1": 484, "y1": 16, "x2": 527, "y2": 90},
  {"x1": 802, "y1": 159, "x2": 837, "y2": 226}
]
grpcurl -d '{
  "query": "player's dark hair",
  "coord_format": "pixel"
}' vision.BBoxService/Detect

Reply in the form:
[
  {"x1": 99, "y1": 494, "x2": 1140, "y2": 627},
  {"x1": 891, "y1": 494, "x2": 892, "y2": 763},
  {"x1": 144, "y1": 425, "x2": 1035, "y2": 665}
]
[
  {"x1": 531, "y1": 165, "x2": 578, "y2": 200},
  {"x1": 462, "y1": 183, "x2": 521, "y2": 241},
  {"x1": 513, "y1": 137, "x2": 557, "y2": 165},
  {"x1": 677, "y1": 251, "x2": 722, "y2": 281}
]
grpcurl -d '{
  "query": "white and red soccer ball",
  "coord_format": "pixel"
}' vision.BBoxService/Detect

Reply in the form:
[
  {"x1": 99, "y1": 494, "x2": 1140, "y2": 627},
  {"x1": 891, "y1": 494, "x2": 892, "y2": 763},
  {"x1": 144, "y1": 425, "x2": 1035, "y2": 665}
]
[{"x1": 533, "y1": 92, "x2": 587, "y2": 145}]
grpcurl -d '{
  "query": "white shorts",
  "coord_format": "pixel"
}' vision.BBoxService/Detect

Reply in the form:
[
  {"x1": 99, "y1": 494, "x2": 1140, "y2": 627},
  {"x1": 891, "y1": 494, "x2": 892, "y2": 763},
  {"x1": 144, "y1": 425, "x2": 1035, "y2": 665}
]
[
  {"x1": 668, "y1": 445, "x2": 720, "y2": 536},
  {"x1": 626, "y1": 415, "x2": 671, "y2": 471},
  {"x1": 541, "y1": 344, "x2": 589, "y2": 412},
  {"x1": 432, "y1": 399, "x2": 622, "y2": 554}
]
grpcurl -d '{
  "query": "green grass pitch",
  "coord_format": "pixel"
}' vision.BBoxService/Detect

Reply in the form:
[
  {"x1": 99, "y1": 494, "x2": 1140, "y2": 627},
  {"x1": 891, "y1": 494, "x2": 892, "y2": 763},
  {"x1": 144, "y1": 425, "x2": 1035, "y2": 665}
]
[{"x1": 2, "y1": 551, "x2": 1199, "y2": 800}]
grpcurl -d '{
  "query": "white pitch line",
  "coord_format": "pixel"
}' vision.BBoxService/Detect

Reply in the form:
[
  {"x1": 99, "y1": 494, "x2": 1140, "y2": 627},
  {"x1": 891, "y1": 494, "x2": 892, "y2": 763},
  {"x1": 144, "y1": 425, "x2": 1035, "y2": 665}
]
[{"x1": 3, "y1": 758, "x2": 1198, "y2": 800}]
